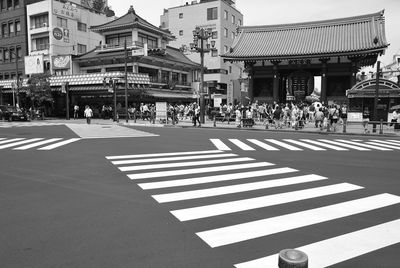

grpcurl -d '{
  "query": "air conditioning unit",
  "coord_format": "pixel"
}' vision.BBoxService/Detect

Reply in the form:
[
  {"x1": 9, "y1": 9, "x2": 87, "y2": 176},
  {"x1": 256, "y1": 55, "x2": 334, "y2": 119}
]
[{"x1": 43, "y1": 23, "x2": 47, "y2": 27}]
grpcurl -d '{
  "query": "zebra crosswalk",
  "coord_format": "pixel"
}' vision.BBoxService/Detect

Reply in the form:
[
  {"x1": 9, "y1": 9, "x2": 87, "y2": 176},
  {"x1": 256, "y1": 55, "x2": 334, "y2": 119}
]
[
  {"x1": 0, "y1": 121, "x2": 65, "y2": 128},
  {"x1": 106, "y1": 149, "x2": 400, "y2": 268},
  {"x1": 0, "y1": 137, "x2": 81, "y2": 150},
  {"x1": 211, "y1": 138, "x2": 400, "y2": 152}
]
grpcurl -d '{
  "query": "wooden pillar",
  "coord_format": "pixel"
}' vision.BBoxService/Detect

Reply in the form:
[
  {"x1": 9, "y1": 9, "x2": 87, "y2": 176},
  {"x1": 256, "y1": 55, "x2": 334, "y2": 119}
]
[
  {"x1": 245, "y1": 62, "x2": 255, "y2": 102},
  {"x1": 350, "y1": 60, "x2": 358, "y2": 87},
  {"x1": 272, "y1": 61, "x2": 281, "y2": 103}
]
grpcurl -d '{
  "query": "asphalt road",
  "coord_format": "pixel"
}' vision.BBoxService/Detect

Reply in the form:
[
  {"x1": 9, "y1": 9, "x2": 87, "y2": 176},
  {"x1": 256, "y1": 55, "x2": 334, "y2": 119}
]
[{"x1": 1, "y1": 123, "x2": 399, "y2": 268}]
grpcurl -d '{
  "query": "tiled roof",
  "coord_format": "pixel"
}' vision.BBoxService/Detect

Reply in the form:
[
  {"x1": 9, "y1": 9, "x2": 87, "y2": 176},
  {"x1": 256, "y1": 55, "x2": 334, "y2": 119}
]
[
  {"x1": 90, "y1": 7, "x2": 174, "y2": 40},
  {"x1": 50, "y1": 72, "x2": 150, "y2": 86},
  {"x1": 223, "y1": 10, "x2": 388, "y2": 61}
]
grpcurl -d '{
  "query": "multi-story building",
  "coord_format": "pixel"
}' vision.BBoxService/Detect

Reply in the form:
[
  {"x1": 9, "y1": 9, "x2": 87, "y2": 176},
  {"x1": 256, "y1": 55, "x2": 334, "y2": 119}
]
[
  {"x1": 160, "y1": 0, "x2": 244, "y2": 105},
  {"x1": 0, "y1": 0, "x2": 42, "y2": 81},
  {"x1": 26, "y1": 0, "x2": 114, "y2": 76}
]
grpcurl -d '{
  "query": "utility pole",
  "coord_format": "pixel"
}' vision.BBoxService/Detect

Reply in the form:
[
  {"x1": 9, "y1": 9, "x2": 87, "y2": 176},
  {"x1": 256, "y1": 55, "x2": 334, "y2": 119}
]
[
  {"x1": 373, "y1": 61, "x2": 380, "y2": 133},
  {"x1": 124, "y1": 40, "x2": 129, "y2": 123}
]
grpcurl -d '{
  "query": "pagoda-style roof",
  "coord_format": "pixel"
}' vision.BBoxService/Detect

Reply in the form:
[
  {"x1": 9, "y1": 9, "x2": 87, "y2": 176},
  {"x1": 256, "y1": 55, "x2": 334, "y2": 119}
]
[
  {"x1": 90, "y1": 6, "x2": 174, "y2": 41},
  {"x1": 223, "y1": 10, "x2": 389, "y2": 62},
  {"x1": 76, "y1": 46, "x2": 201, "y2": 70}
]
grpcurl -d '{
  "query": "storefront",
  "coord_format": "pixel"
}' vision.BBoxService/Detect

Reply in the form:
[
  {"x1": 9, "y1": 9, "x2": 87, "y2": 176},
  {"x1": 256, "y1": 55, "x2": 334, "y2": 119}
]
[{"x1": 346, "y1": 78, "x2": 400, "y2": 122}]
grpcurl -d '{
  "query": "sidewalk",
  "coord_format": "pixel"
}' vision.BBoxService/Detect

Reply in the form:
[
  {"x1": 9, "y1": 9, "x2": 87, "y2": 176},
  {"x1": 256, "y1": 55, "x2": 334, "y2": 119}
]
[{"x1": 47, "y1": 117, "x2": 400, "y2": 137}]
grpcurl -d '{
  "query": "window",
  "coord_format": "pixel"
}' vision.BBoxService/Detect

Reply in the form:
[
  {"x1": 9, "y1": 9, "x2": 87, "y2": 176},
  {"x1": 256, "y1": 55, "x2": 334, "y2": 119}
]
[
  {"x1": 179, "y1": 13, "x2": 183, "y2": 19},
  {"x1": 212, "y1": 31, "x2": 218, "y2": 39},
  {"x1": 14, "y1": 0, "x2": 19, "y2": 8},
  {"x1": 77, "y1": 22, "x2": 87, "y2": 32},
  {"x1": 207, "y1": 7, "x2": 218, "y2": 20},
  {"x1": 138, "y1": 33, "x2": 158, "y2": 49},
  {"x1": 0, "y1": 49, "x2": 3, "y2": 61},
  {"x1": 16, "y1": 46, "x2": 21, "y2": 59},
  {"x1": 106, "y1": 33, "x2": 132, "y2": 47},
  {"x1": 8, "y1": 21, "x2": 14, "y2": 35},
  {"x1": 224, "y1": 45, "x2": 228, "y2": 53},
  {"x1": 32, "y1": 14, "x2": 48, "y2": 29},
  {"x1": 179, "y1": 30, "x2": 183, "y2": 36},
  {"x1": 224, "y1": 28, "x2": 228, "y2": 38},
  {"x1": 9, "y1": 47, "x2": 15, "y2": 61},
  {"x1": 229, "y1": 66, "x2": 232, "y2": 74},
  {"x1": 56, "y1": 17, "x2": 67, "y2": 28},
  {"x1": 1, "y1": 0, "x2": 6, "y2": 10},
  {"x1": 35, "y1": 37, "x2": 49, "y2": 51},
  {"x1": 181, "y1": 73, "x2": 187, "y2": 84},
  {"x1": 4, "y1": 49, "x2": 9, "y2": 61},
  {"x1": 232, "y1": 15, "x2": 235, "y2": 24},
  {"x1": 77, "y1": 43, "x2": 87, "y2": 54},
  {"x1": 224, "y1": 10, "x2": 228, "y2": 20},
  {"x1": 232, "y1": 31, "x2": 235, "y2": 40},
  {"x1": 212, "y1": 49, "x2": 218, "y2": 57},
  {"x1": 238, "y1": 19, "x2": 242, "y2": 26},
  {"x1": 7, "y1": 0, "x2": 11, "y2": 9},
  {"x1": 2, "y1": 23, "x2": 8, "y2": 36},
  {"x1": 15, "y1": 20, "x2": 20, "y2": 33}
]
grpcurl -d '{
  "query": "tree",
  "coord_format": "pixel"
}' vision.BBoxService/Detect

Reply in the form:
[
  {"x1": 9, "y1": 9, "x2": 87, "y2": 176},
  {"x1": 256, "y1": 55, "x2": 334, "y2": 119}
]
[
  {"x1": 91, "y1": 0, "x2": 105, "y2": 12},
  {"x1": 26, "y1": 73, "x2": 54, "y2": 111}
]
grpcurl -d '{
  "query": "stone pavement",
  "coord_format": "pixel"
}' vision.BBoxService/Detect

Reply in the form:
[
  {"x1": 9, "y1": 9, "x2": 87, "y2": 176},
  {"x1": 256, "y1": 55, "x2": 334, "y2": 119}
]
[{"x1": 46, "y1": 117, "x2": 400, "y2": 137}]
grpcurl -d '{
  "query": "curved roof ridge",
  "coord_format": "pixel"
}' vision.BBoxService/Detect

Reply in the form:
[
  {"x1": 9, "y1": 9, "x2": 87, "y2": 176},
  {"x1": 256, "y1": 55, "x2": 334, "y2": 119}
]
[{"x1": 241, "y1": 10, "x2": 385, "y2": 32}]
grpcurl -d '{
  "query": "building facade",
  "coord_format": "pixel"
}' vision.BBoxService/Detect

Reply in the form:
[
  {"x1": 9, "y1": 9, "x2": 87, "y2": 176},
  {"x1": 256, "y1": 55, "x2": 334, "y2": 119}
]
[
  {"x1": 26, "y1": 0, "x2": 114, "y2": 76},
  {"x1": 160, "y1": 0, "x2": 244, "y2": 105},
  {"x1": 222, "y1": 11, "x2": 389, "y2": 110}
]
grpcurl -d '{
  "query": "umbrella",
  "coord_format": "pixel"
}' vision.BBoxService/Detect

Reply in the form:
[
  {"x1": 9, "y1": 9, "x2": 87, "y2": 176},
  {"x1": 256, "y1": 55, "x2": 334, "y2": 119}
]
[{"x1": 390, "y1": 104, "x2": 400, "y2": 111}]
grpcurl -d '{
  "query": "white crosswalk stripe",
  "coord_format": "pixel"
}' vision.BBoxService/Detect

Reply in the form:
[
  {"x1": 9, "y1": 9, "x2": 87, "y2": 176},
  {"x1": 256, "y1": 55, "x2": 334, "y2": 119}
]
[
  {"x1": 210, "y1": 138, "x2": 400, "y2": 151},
  {"x1": 0, "y1": 122, "x2": 65, "y2": 128},
  {"x1": 0, "y1": 137, "x2": 80, "y2": 150},
  {"x1": 106, "y1": 150, "x2": 400, "y2": 268}
]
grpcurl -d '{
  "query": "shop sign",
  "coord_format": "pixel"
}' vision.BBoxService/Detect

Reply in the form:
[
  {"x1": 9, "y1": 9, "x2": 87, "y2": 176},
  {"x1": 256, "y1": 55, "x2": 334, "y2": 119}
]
[
  {"x1": 52, "y1": 55, "x2": 71, "y2": 70},
  {"x1": 53, "y1": 1, "x2": 80, "y2": 20},
  {"x1": 53, "y1": 27, "x2": 63, "y2": 40}
]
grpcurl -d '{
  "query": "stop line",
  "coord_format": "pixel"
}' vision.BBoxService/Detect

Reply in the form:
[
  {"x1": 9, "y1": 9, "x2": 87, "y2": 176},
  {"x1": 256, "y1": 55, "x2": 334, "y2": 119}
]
[
  {"x1": 106, "y1": 149, "x2": 400, "y2": 268},
  {"x1": 210, "y1": 138, "x2": 400, "y2": 151}
]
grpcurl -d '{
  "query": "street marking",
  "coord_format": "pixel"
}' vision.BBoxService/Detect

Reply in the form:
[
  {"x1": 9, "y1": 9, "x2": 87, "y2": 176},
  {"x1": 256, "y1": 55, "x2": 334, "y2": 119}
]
[
  {"x1": 0, "y1": 138, "x2": 5, "y2": 140},
  {"x1": 139, "y1": 167, "x2": 297, "y2": 190},
  {"x1": 283, "y1": 139, "x2": 326, "y2": 151},
  {"x1": 300, "y1": 139, "x2": 349, "y2": 151},
  {"x1": 37, "y1": 138, "x2": 81, "y2": 150},
  {"x1": 0, "y1": 138, "x2": 44, "y2": 149},
  {"x1": 318, "y1": 139, "x2": 371, "y2": 151},
  {"x1": 119, "y1": 157, "x2": 254, "y2": 172},
  {"x1": 210, "y1": 139, "x2": 231, "y2": 150},
  {"x1": 111, "y1": 153, "x2": 237, "y2": 165},
  {"x1": 106, "y1": 150, "x2": 222, "y2": 160},
  {"x1": 335, "y1": 139, "x2": 392, "y2": 151},
  {"x1": 196, "y1": 193, "x2": 400, "y2": 248},
  {"x1": 371, "y1": 140, "x2": 400, "y2": 147},
  {"x1": 388, "y1": 139, "x2": 400, "y2": 144},
  {"x1": 247, "y1": 139, "x2": 279, "y2": 151},
  {"x1": 0, "y1": 138, "x2": 24, "y2": 145},
  {"x1": 229, "y1": 139, "x2": 256, "y2": 151},
  {"x1": 13, "y1": 138, "x2": 63, "y2": 150},
  {"x1": 365, "y1": 141, "x2": 400, "y2": 150},
  {"x1": 265, "y1": 139, "x2": 303, "y2": 151},
  {"x1": 235, "y1": 219, "x2": 400, "y2": 268},
  {"x1": 128, "y1": 162, "x2": 274, "y2": 180},
  {"x1": 172, "y1": 183, "x2": 363, "y2": 221},
  {"x1": 152, "y1": 174, "x2": 328, "y2": 203}
]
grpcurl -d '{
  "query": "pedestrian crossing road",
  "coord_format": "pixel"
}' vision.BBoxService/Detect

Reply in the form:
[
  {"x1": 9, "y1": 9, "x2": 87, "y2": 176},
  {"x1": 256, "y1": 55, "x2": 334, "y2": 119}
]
[
  {"x1": 0, "y1": 137, "x2": 81, "y2": 150},
  {"x1": 211, "y1": 138, "x2": 400, "y2": 152},
  {"x1": 0, "y1": 121, "x2": 65, "y2": 128},
  {"x1": 106, "y1": 149, "x2": 400, "y2": 268}
]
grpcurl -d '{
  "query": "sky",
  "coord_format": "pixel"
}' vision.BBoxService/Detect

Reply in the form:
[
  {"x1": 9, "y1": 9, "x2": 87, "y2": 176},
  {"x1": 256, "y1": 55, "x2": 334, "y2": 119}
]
[{"x1": 108, "y1": 0, "x2": 400, "y2": 68}]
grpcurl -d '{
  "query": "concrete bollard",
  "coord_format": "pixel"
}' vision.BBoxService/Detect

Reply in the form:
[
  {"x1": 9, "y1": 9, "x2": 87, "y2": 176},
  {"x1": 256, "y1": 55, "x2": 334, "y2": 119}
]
[
  {"x1": 342, "y1": 119, "x2": 347, "y2": 133},
  {"x1": 278, "y1": 249, "x2": 308, "y2": 268},
  {"x1": 379, "y1": 119, "x2": 383, "y2": 134},
  {"x1": 213, "y1": 116, "x2": 216, "y2": 127}
]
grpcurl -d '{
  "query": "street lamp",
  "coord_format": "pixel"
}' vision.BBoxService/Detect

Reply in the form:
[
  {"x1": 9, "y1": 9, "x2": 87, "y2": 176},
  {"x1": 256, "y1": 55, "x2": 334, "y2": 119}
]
[
  {"x1": 190, "y1": 26, "x2": 216, "y2": 124},
  {"x1": 1, "y1": 47, "x2": 21, "y2": 107}
]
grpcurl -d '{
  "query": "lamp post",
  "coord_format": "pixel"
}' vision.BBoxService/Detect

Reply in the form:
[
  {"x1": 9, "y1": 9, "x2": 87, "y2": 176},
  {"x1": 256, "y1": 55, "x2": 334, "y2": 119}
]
[
  {"x1": 1, "y1": 47, "x2": 20, "y2": 107},
  {"x1": 190, "y1": 26, "x2": 216, "y2": 124}
]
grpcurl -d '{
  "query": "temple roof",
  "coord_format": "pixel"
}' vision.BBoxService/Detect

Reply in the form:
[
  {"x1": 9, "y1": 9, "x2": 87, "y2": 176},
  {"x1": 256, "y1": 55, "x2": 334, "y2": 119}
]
[
  {"x1": 90, "y1": 6, "x2": 174, "y2": 41},
  {"x1": 222, "y1": 10, "x2": 389, "y2": 61}
]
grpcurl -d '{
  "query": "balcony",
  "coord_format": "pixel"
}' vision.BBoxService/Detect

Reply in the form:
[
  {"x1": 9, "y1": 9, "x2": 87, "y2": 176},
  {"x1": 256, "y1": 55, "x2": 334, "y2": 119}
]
[{"x1": 96, "y1": 41, "x2": 144, "y2": 53}]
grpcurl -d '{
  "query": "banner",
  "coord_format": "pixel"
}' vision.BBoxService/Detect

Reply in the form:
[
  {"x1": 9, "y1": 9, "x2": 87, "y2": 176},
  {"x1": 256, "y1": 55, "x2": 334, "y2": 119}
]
[
  {"x1": 24, "y1": 55, "x2": 44, "y2": 74},
  {"x1": 52, "y1": 55, "x2": 71, "y2": 70}
]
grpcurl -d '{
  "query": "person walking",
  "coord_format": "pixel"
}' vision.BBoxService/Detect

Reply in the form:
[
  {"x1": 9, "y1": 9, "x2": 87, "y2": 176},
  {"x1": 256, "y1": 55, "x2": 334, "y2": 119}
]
[
  {"x1": 193, "y1": 103, "x2": 201, "y2": 127},
  {"x1": 84, "y1": 105, "x2": 93, "y2": 124},
  {"x1": 73, "y1": 104, "x2": 79, "y2": 119}
]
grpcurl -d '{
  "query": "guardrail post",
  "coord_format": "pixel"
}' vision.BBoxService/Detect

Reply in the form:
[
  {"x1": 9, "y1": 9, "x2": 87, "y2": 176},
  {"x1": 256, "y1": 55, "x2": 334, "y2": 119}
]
[
  {"x1": 278, "y1": 249, "x2": 308, "y2": 268},
  {"x1": 379, "y1": 119, "x2": 383, "y2": 134},
  {"x1": 213, "y1": 115, "x2": 216, "y2": 127},
  {"x1": 133, "y1": 112, "x2": 136, "y2": 123},
  {"x1": 342, "y1": 119, "x2": 347, "y2": 133}
]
